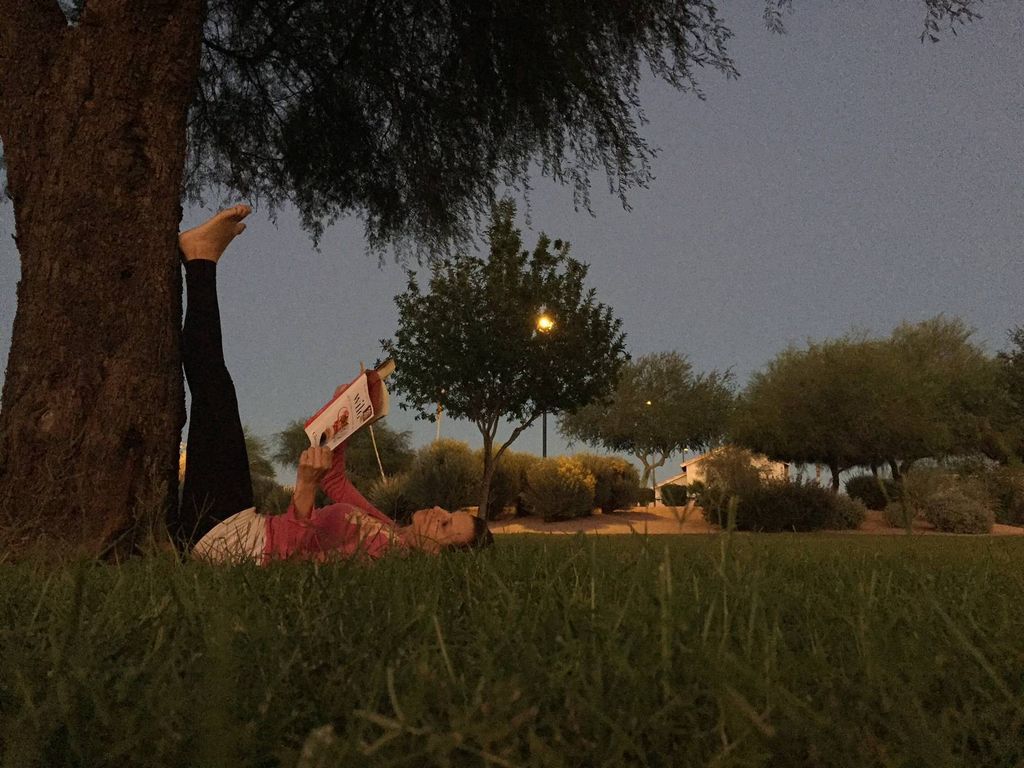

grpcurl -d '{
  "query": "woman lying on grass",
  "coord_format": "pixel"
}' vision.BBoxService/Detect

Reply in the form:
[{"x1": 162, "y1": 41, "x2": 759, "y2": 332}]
[{"x1": 169, "y1": 204, "x2": 492, "y2": 563}]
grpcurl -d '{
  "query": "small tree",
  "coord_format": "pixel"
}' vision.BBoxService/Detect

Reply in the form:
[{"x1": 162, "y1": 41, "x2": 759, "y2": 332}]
[
  {"x1": 559, "y1": 352, "x2": 734, "y2": 493},
  {"x1": 383, "y1": 200, "x2": 627, "y2": 518}
]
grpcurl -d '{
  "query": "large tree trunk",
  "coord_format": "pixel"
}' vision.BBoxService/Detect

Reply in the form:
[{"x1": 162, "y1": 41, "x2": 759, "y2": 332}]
[{"x1": 0, "y1": 0, "x2": 204, "y2": 555}]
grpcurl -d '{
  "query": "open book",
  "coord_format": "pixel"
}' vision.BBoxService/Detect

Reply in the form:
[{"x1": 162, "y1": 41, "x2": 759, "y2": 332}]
[{"x1": 304, "y1": 360, "x2": 395, "y2": 450}]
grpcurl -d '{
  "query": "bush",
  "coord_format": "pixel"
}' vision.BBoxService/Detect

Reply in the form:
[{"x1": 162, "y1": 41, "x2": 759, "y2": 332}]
[
  {"x1": 576, "y1": 454, "x2": 641, "y2": 513},
  {"x1": 523, "y1": 457, "x2": 596, "y2": 521},
  {"x1": 899, "y1": 467, "x2": 954, "y2": 520},
  {"x1": 659, "y1": 484, "x2": 688, "y2": 507},
  {"x1": 477, "y1": 450, "x2": 538, "y2": 520},
  {"x1": 405, "y1": 439, "x2": 479, "y2": 511},
  {"x1": 697, "y1": 446, "x2": 768, "y2": 526},
  {"x1": 828, "y1": 494, "x2": 868, "y2": 530},
  {"x1": 368, "y1": 474, "x2": 416, "y2": 524},
  {"x1": 636, "y1": 487, "x2": 655, "y2": 506},
  {"x1": 922, "y1": 489, "x2": 994, "y2": 534},
  {"x1": 733, "y1": 480, "x2": 846, "y2": 532},
  {"x1": 968, "y1": 465, "x2": 1024, "y2": 526},
  {"x1": 505, "y1": 452, "x2": 541, "y2": 517},
  {"x1": 884, "y1": 501, "x2": 913, "y2": 529},
  {"x1": 845, "y1": 475, "x2": 900, "y2": 511},
  {"x1": 887, "y1": 467, "x2": 996, "y2": 533}
]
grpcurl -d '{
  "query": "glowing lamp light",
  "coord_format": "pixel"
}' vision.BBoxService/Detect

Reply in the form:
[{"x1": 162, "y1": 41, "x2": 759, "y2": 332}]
[{"x1": 536, "y1": 314, "x2": 555, "y2": 333}]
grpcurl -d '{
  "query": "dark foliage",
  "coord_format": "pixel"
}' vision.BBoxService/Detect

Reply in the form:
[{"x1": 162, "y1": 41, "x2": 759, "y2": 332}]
[
  {"x1": 734, "y1": 480, "x2": 855, "y2": 532},
  {"x1": 659, "y1": 484, "x2": 688, "y2": 507},
  {"x1": 845, "y1": 475, "x2": 900, "y2": 511},
  {"x1": 189, "y1": 1, "x2": 742, "y2": 249},
  {"x1": 576, "y1": 454, "x2": 641, "y2": 514}
]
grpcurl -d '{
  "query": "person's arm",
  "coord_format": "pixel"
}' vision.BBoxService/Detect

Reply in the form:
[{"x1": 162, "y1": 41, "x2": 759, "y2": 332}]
[
  {"x1": 319, "y1": 376, "x2": 388, "y2": 517},
  {"x1": 292, "y1": 446, "x2": 333, "y2": 520}
]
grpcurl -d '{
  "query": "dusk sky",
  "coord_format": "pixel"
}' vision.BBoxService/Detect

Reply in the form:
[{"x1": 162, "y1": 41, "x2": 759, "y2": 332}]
[{"x1": 2, "y1": 2, "x2": 1022, "y2": 481}]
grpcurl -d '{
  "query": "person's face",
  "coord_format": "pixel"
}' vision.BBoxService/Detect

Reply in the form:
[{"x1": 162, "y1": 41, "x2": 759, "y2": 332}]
[{"x1": 409, "y1": 507, "x2": 477, "y2": 552}]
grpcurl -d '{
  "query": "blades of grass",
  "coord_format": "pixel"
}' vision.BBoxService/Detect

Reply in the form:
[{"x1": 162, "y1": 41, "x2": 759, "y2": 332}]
[{"x1": 432, "y1": 614, "x2": 457, "y2": 684}]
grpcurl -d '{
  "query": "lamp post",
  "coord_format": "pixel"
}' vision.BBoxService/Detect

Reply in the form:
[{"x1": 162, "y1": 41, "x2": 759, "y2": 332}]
[
  {"x1": 435, "y1": 388, "x2": 446, "y2": 442},
  {"x1": 535, "y1": 311, "x2": 555, "y2": 458}
]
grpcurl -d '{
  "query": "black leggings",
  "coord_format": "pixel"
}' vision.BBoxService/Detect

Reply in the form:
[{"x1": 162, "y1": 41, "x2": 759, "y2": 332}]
[{"x1": 169, "y1": 260, "x2": 253, "y2": 550}]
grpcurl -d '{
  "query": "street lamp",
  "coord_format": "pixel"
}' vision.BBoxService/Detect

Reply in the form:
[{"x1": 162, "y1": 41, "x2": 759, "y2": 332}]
[
  {"x1": 435, "y1": 388, "x2": 446, "y2": 442},
  {"x1": 535, "y1": 312, "x2": 556, "y2": 458}
]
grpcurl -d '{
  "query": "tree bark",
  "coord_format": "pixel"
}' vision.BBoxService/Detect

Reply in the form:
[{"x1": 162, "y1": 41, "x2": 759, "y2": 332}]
[
  {"x1": 828, "y1": 462, "x2": 842, "y2": 493},
  {"x1": 0, "y1": 0, "x2": 204, "y2": 555},
  {"x1": 478, "y1": 429, "x2": 495, "y2": 520}
]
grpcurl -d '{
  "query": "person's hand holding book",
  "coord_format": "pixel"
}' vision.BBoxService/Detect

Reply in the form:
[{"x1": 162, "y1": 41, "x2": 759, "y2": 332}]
[{"x1": 292, "y1": 447, "x2": 332, "y2": 520}]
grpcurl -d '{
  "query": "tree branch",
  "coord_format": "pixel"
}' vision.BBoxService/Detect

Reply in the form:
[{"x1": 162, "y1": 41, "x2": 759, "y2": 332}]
[{"x1": 497, "y1": 413, "x2": 541, "y2": 462}]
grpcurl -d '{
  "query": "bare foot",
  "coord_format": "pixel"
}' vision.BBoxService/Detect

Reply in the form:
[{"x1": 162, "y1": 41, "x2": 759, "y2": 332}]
[{"x1": 178, "y1": 204, "x2": 252, "y2": 263}]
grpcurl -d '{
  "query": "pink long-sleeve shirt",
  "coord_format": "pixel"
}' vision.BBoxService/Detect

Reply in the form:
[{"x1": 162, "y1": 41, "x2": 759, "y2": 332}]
[{"x1": 262, "y1": 444, "x2": 405, "y2": 563}]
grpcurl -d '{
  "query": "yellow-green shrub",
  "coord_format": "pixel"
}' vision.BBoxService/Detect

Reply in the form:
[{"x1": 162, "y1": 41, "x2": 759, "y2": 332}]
[
  {"x1": 405, "y1": 439, "x2": 478, "y2": 510},
  {"x1": 523, "y1": 457, "x2": 596, "y2": 521}
]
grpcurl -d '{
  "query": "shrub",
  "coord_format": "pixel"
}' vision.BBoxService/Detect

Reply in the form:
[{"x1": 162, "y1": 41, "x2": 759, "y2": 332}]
[
  {"x1": 845, "y1": 475, "x2": 900, "y2": 511},
  {"x1": 884, "y1": 501, "x2": 913, "y2": 529},
  {"x1": 477, "y1": 450, "x2": 537, "y2": 520},
  {"x1": 659, "y1": 484, "x2": 688, "y2": 507},
  {"x1": 523, "y1": 457, "x2": 596, "y2": 521},
  {"x1": 887, "y1": 468, "x2": 995, "y2": 533},
  {"x1": 697, "y1": 446, "x2": 768, "y2": 526},
  {"x1": 922, "y1": 489, "x2": 994, "y2": 534},
  {"x1": 972, "y1": 465, "x2": 1024, "y2": 526},
  {"x1": 405, "y1": 439, "x2": 479, "y2": 511},
  {"x1": 733, "y1": 480, "x2": 842, "y2": 532},
  {"x1": 899, "y1": 467, "x2": 955, "y2": 520},
  {"x1": 576, "y1": 454, "x2": 641, "y2": 513},
  {"x1": 368, "y1": 474, "x2": 416, "y2": 524},
  {"x1": 503, "y1": 452, "x2": 541, "y2": 517},
  {"x1": 636, "y1": 487, "x2": 655, "y2": 506},
  {"x1": 827, "y1": 494, "x2": 867, "y2": 530}
]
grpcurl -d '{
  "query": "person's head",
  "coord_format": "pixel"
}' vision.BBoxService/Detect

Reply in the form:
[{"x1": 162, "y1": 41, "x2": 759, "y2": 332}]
[{"x1": 407, "y1": 507, "x2": 494, "y2": 553}]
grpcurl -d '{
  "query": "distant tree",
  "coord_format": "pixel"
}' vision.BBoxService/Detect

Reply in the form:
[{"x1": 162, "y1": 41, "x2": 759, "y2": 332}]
[
  {"x1": 732, "y1": 317, "x2": 1005, "y2": 490},
  {"x1": 273, "y1": 418, "x2": 414, "y2": 496},
  {"x1": 993, "y1": 325, "x2": 1024, "y2": 459},
  {"x1": 731, "y1": 337, "x2": 886, "y2": 492},
  {"x1": 885, "y1": 316, "x2": 1006, "y2": 468},
  {"x1": 383, "y1": 200, "x2": 627, "y2": 519},
  {"x1": 559, "y1": 352, "x2": 734, "y2": 492}
]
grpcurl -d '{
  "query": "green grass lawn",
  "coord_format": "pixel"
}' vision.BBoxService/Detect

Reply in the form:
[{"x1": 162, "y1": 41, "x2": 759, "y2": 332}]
[{"x1": 2, "y1": 535, "x2": 1023, "y2": 767}]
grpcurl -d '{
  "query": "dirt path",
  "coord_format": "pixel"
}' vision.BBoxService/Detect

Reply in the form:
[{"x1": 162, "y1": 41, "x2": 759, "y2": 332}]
[{"x1": 489, "y1": 505, "x2": 1024, "y2": 536}]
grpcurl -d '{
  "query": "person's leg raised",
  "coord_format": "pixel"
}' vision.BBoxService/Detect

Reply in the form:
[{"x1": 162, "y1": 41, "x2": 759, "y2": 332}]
[{"x1": 173, "y1": 205, "x2": 256, "y2": 550}]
